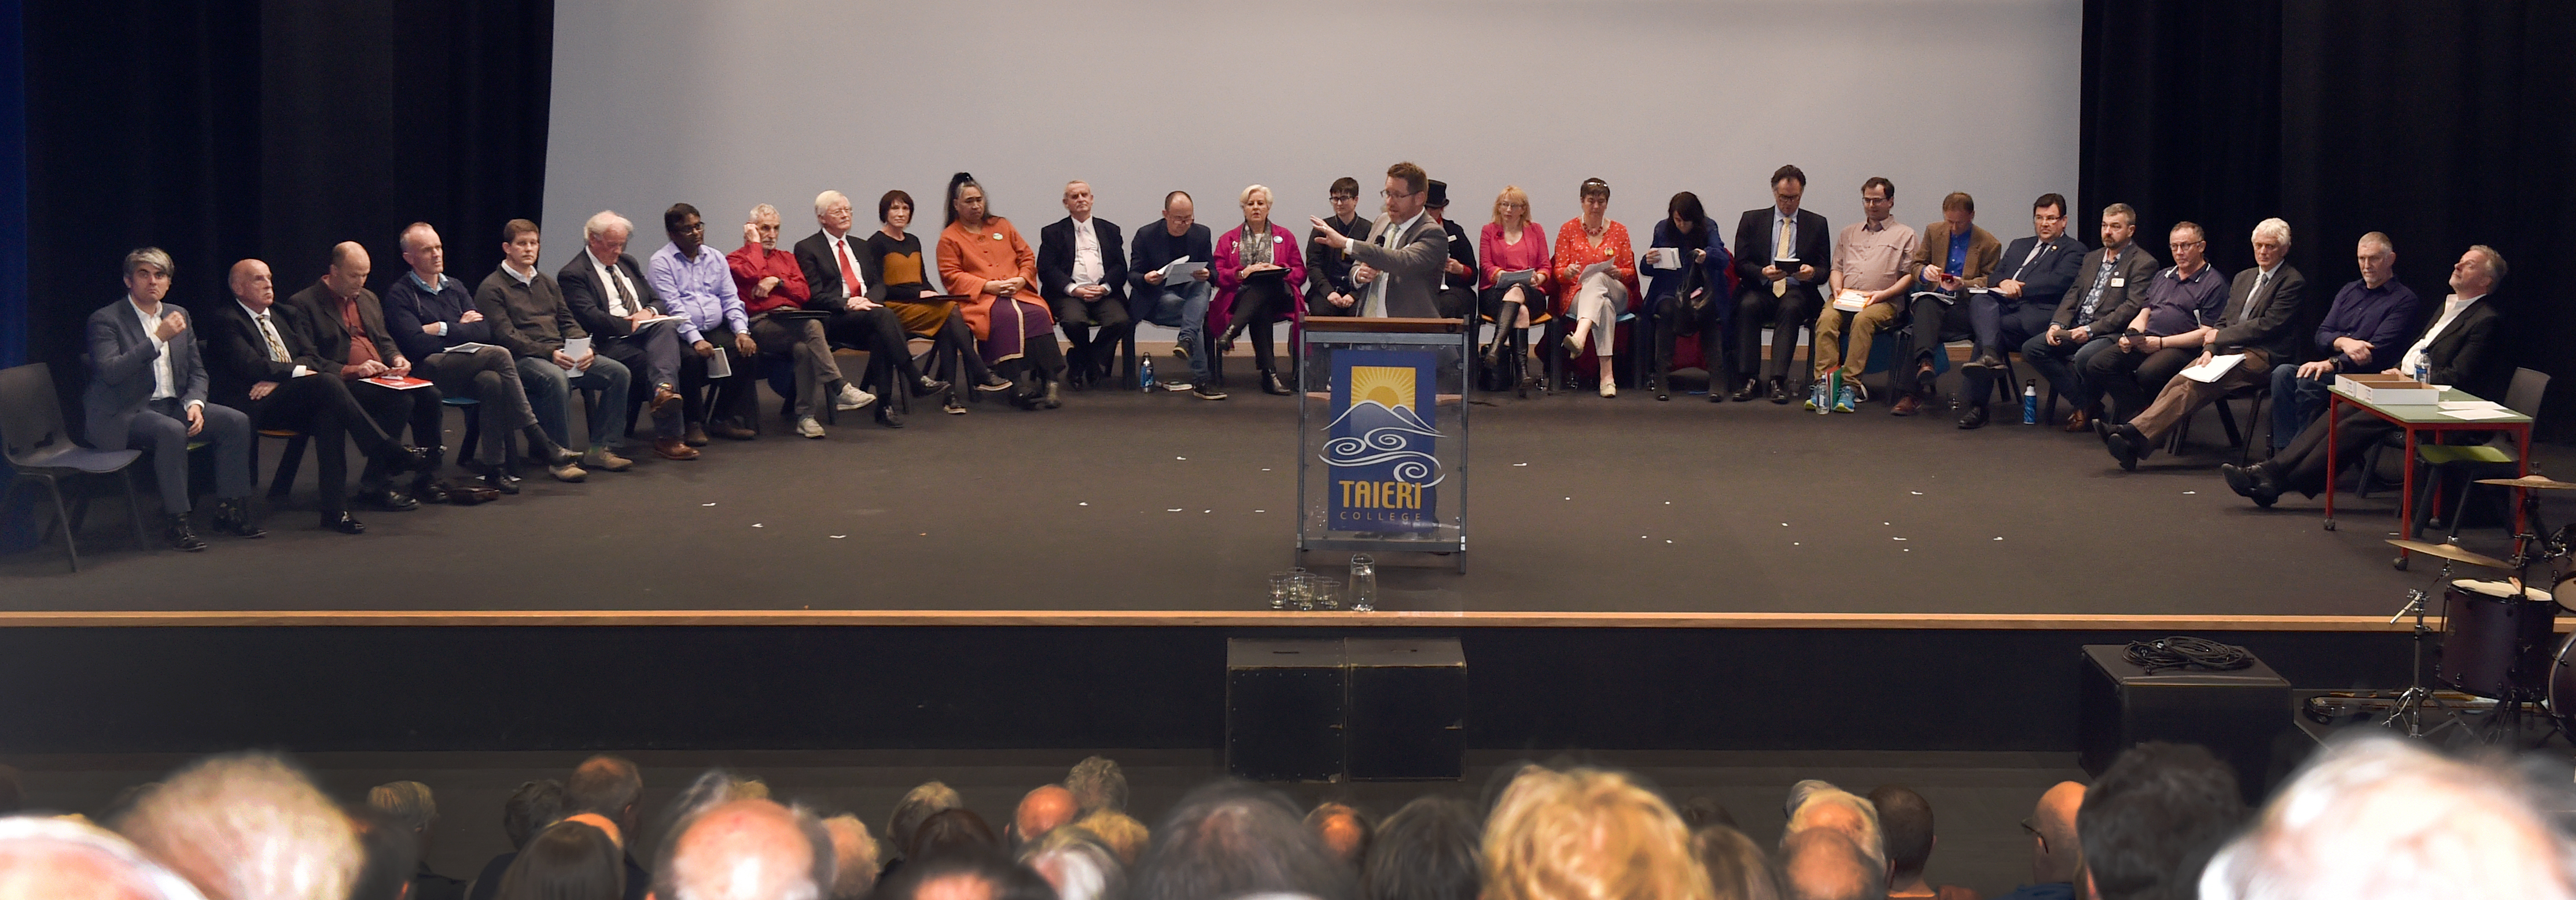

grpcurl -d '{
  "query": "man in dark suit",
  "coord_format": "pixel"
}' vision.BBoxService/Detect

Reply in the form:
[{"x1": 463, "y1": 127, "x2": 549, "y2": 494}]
[
  {"x1": 1957, "y1": 193, "x2": 2087, "y2": 428},
  {"x1": 2026, "y1": 203, "x2": 2160, "y2": 431},
  {"x1": 1038, "y1": 180, "x2": 1132, "y2": 388},
  {"x1": 2102, "y1": 218, "x2": 2309, "y2": 470},
  {"x1": 284, "y1": 242, "x2": 449, "y2": 508},
  {"x1": 84, "y1": 247, "x2": 259, "y2": 550},
  {"x1": 793, "y1": 190, "x2": 958, "y2": 427},
  {"x1": 1730, "y1": 164, "x2": 1833, "y2": 403},
  {"x1": 206, "y1": 259, "x2": 432, "y2": 533},
  {"x1": 558, "y1": 211, "x2": 692, "y2": 458},
  {"x1": 2222, "y1": 246, "x2": 2509, "y2": 506},
  {"x1": 1307, "y1": 161, "x2": 1449, "y2": 320}
]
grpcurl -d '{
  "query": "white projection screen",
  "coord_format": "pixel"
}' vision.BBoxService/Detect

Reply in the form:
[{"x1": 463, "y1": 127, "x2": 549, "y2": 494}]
[{"x1": 544, "y1": 0, "x2": 2078, "y2": 298}]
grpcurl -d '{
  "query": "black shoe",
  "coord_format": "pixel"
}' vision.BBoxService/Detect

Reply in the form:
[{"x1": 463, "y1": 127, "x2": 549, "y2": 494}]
[
  {"x1": 1729, "y1": 381, "x2": 1760, "y2": 402},
  {"x1": 876, "y1": 407, "x2": 907, "y2": 429},
  {"x1": 358, "y1": 489, "x2": 420, "y2": 512},
  {"x1": 2221, "y1": 463, "x2": 2282, "y2": 508},
  {"x1": 323, "y1": 512, "x2": 366, "y2": 534},
  {"x1": 212, "y1": 497, "x2": 266, "y2": 538},
  {"x1": 912, "y1": 376, "x2": 953, "y2": 397},
  {"x1": 1041, "y1": 380, "x2": 1063, "y2": 409},
  {"x1": 2118, "y1": 423, "x2": 2151, "y2": 460},
  {"x1": 1961, "y1": 353, "x2": 2003, "y2": 373},
  {"x1": 1957, "y1": 405, "x2": 1989, "y2": 430},
  {"x1": 973, "y1": 373, "x2": 1014, "y2": 393},
  {"x1": 2102, "y1": 425, "x2": 2140, "y2": 471},
  {"x1": 476, "y1": 469, "x2": 522, "y2": 496},
  {"x1": 942, "y1": 398, "x2": 967, "y2": 415},
  {"x1": 1262, "y1": 372, "x2": 1291, "y2": 396},
  {"x1": 1767, "y1": 378, "x2": 1792, "y2": 404},
  {"x1": 392, "y1": 446, "x2": 439, "y2": 474},
  {"x1": 411, "y1": 479, "x2": 451, "y2": 505},
  {"x1": 165, "y1": 514, "x2": 207, "y2": 552},
  {"x1": 2221, "y1": 463, "x2": 2257, "y2": 498},
  {"x1": 1654, "y1": 379, "x2": 1670, "y2": 401}
]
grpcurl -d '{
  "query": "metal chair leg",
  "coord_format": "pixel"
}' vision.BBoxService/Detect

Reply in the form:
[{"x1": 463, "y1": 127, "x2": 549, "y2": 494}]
[{"x1": 39, "y1": 476, "x2": 77, "y2": 572}]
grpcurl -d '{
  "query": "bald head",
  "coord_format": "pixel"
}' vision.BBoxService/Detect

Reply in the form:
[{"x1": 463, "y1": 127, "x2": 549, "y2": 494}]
[
  {"x1": 322, "y1": 242, "x2": 371, "y2": 297},
  {"x1": 1015, "y1": 785, "x2": 1077, "y2": 846},
  {"x1": 660, "y1": 799, "x2": 822, "y2": 900},
  {"x1": 820, "y1": 815, "x2": 878, "y2": 900},
  {"x1": 1782, "y1": 828, "x2": 1879, "y2": 900},
  {"x1": 227, "y1": 260, "x2": 275, "y2": 311},
  {"x1": 0, "y1": 818, "x2": 203, "y2": 900},
  {"x1": 2032, "y1": 781, "x2": 2087, "y2": 884}
]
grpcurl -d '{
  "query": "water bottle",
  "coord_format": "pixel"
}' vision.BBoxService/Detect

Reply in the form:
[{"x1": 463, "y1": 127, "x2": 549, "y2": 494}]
[
  {"x1": 1139, "y1": 355, "x2": 1156, "y2": 392},
  {"x1": 1348, "y1": 555, "x2": 1377, "y2": 612},
  {"x1": 2022, "y1": 381, "x2": 2040, "y2": 425},
  {"x1": 2412, "y1": 360, "x2": 2428, "y2": 385}
]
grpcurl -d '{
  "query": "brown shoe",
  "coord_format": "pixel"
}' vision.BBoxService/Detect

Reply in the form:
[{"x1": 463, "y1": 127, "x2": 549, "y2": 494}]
[
  {"x1": 649, "y1": 383, "x2": 681, "y2": 415},
  {"x1": 1891, "y1": 394, "x2": 1920, "y2": 416},
  {"x1": 708, "y1": 422, "x2": 757, "y2": 441},
  {"x1": 682, "y1": 423, "x2": 711, "y2": 447},
  {"x1": 2063, "y1": 406, "x2": 2095, "y2": 433},
  {"x1": 651, "y1": 437, "x2": 700, "y2": 460}
]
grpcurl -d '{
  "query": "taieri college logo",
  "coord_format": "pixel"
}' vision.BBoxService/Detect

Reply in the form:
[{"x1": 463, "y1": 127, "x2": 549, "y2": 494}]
[{"x1": 1323, "y1": 350, "x2": 1442, "y2": 533}]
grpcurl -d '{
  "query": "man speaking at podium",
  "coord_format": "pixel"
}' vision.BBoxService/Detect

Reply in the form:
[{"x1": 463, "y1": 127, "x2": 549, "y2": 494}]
[{"x1": 1310, "y1": 162, "x2": 1449, "y2": 319}]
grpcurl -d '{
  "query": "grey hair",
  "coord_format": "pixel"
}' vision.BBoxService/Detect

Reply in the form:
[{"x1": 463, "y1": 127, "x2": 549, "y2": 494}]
[
  {"x1": 886, "y1": 781, "x2": 963, "y2": 859},
  {"x1": 2357, "y1": 231, "x2": 2394, "y2": 254},
  {"x1": 2101, "y1": 203, "x2": 2138, "y2": 224},
  {"x1": 113, "y1": 752, "x2": 362, "y2": 900},
  {"x1": 1066, "y1": 756, "x2": 1129, "y2": 814},
  {"x1": 583, "y1": 211, "x2": 633, "y2": 241},
  {"x1": 1020, "y1": 827, "x2": 1126, "y2": 900},
  {"x1": 123, "y1": 246, "x2": 174, "y2": 279},
  {"x1": 815, "y1": 190, "x2": 851, "y2": 217},
  {"x1": 399, "y1": 222, "x2": 438, "y2": 252},
  {"x1": 2199, "y1": 735, "x2": 2576, "y2": 900},
  {"x1": 1779, "y1": 828, "x2": 1881, "y2": 900},
  {"x1": 0, "y1": 816, "x2": 209, "y2": 900},
  {"x1": 749, "y1": 204, "x2": 781, "y2": 224},
  {"x1": 2470, "y1": 244, "x2": 2508, "y2": 285},
  {"x1": 366, "y1": 781, "x2": 439, "y2": 838},
  {"x1": 1781, "y1": 780, "x2": 1887, "y2": 876},
  {"x1": 2253, "y1": 217, "x2": 2292, "y2": 247},
  {"x1": 820, "y1": 814, "x2": 881, "y2": 900}
]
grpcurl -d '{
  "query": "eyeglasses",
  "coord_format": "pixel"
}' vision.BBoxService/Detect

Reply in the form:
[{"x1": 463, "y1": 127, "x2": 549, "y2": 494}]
[
  {"x1": 1330, "y1": 194, "x2": 1358, "y2": 201},
  {"x1": 2021, "y1": 818, "x2": 2048, "y2": 853},
  {"x1": 1381, "y1": 189, "x2": 1422, "y2": 200},
  {"x1": 2170, "y1": 239, "x2": 2205, "y2": 249}
]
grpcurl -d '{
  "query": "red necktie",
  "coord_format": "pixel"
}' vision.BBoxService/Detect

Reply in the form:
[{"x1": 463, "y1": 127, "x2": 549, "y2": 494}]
[{"x1": 836, "y1": 239, "x2": 860, "y2": 297}]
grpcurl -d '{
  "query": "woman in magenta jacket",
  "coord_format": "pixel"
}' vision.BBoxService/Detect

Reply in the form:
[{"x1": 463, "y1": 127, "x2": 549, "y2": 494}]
[{"x1": 1213, "y1": 184, "x2": 1309, "y2": 395}]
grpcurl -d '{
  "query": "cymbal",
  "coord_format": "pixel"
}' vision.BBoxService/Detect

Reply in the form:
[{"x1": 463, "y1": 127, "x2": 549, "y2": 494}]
[
  {"x1": 2474, "y1": 475, "x2": 2576, "y2": 490},
  {"x1": 2386, "y1": 539, "x2": 2510, "y2": 569}
]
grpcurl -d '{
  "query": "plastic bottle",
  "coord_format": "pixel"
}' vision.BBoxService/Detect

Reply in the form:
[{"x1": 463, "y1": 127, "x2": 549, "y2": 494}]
[
  {"x1": 1139, "y1": 356, "x2": 1156, "y2": 392},
  {"x1": 2022, "y1": 381, "x2": 2040, "y2": 425},
  {"x1": 2412, "y1": 360, "x2": 2428, "y2": 384}
]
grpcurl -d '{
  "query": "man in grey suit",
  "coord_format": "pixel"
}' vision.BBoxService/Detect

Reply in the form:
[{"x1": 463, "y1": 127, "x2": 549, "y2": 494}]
[
  {"x1": 84, "y1": 247, "x2": 260, "y2": 551},
  {"x1": 1308, "y1": 161, "x2": 1449, "y2": 319},
  {"x1": 2101, "y1": 217, "x2": 2309, "y2": 470}
]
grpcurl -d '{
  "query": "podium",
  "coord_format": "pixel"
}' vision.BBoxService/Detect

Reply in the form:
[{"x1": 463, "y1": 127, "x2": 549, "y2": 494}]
[{"x1": 1296, "y1": 318, "x2": 1471, "y2": 572}]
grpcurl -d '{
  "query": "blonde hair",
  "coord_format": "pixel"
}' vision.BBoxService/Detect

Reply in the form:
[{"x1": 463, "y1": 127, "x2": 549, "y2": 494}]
[
  {"x1": 1241, "y1": 184, "x2": 1273, "y2": 206},
  {"x1": 2253, "y1": 217, "x2": 2292, "y2": 248},
  {"x1": 1493, "y1": 186, "x2": 1532, "y2": 226},
  {"x1": 1484, "y1": 766, "x2": 1713, "y2": 900},
  {"x1": 1073, "y1": 810, "x2": 1149, "y2": 866},
  {"x1": 114, "y1": 753, "x2": 362, "y2": 900}
]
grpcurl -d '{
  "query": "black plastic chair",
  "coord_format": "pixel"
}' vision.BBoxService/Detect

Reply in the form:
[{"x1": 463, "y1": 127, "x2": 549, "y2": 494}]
[{"x1": 0, "y1": 363, "x2": 151, "y2": 571}]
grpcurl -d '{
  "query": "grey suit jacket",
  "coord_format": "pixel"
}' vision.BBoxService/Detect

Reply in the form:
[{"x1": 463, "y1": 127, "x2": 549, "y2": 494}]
[
  {"x1": 84, "y1": 297, "x2": 209, "y2": 449},
  {"x1": 2210, "y1": 264, "x2": 2307, "y2": 364},
  {"x1": 1347, "y1": 212, "x2": 1450, "y2": 318},
  {"x1": 2049, "y1": 244, "x2": 2162, "y2": 331}
]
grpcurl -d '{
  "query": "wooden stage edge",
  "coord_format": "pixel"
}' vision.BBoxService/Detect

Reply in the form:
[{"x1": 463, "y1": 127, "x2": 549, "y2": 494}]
[{"x1": 0, "y1": 608, "x2": 2486, "y2": 632}]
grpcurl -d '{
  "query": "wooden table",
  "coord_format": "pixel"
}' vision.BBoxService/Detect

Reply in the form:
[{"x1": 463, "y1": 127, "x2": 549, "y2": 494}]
[{"x1": 2323, "y1": 382, "x2": 2531, "y2": 568}]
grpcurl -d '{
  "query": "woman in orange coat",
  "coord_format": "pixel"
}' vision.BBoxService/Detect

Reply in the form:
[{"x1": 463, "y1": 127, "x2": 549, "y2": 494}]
[{"x1": 937, "y1": 172, "x2": 1066, "y2": 410}]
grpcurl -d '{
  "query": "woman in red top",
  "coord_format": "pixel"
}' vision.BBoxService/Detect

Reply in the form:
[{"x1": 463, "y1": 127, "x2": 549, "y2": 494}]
[
  {"x1": 1478, "y1": 185, "x2": 1552, "y2": 394},
  {"x1": 1551, "y1": 178, "x2": 1637, "y2": 397},
  {"x1": 937, "y1": 172, "x2": 1065, "y2": 410},
  {"x1": 1212, "y1": 185, "x2": 1308, "y2": 396}
]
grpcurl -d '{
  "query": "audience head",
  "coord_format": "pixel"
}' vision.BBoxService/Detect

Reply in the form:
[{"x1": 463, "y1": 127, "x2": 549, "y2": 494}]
[
  {"x1": 1482, "y1": 766, "x2": 1710, "y2": 900},
  {"x1": 567, "y1": 755, "x2": 643, "y2": 839},
  {"x1": 1241, "y1": 185, "x2": 1274, "y2": 227},
  {"x1": 325, "y1": 241, "x2": 373, "y2": 295},
  {"x1": 1383, "y1": 162, "x2": 1429, "y2": 218},
  {"x1": 494, "y1": 820, "x2": 623, "y2": 900},
  {"x1": 660, "y1": 770, "x2": 774, "y2": 855},
  {"x1": 1690, "y1": 825, "x2": 1783, "y2": 900},
  {"x1": 653, "y1": 798, "x2": 833, "y2": 900},
  {"x1": 667, "y1": 202, "x2": 707, "y2": 254},
  {"x1": 1780, "y1": 780, "x2": 1883, "y2": 869},
  {"x1": 1018, "y1": 827, "x2": 1124, "y2": 900},
  {"x1": 345, "y1": 804, "x2": 419, "y2": 900},
  {"x1": 2355, "y1": 232, "x2": 2394, "y2": 286},
  {"x1": 2030, "y1": 194, "x2": 2067, "y2": 241},
  {"x1": 910, "y1": 808, "x2": 1001, "y2": 863},
  {"x1": 879, "y1": 190, "x2": 915, "y2": 230},
  {"x1": 2455, "y1": 244, "x2": 2505, "y2": 296},
  {"x1": 227, "y1": 259, "x2": 275, "y2": 309},
  {"x1": 2027, "y1": 781, "x2": 2086, "y2": 885},
  {"x1": 582, "y1": 211, "x2": 633, "y2": 263},
  {"x1": 947, "y1": 172, "x2": 987, "y2": 227},
  {"x1": 1939, "y1": 192, "x2": 1975, "y2": 228},
  {"x1": 1064, "y1": 757, "x2": 1128, "y2": 816},
  {"x1": 2202, "y1": 735, "x2": 2575, "y2": 900},
  {"x1": 1576, "y1": 178, "x2": 1610, "y2": 221},
  {"x1": 888, "y1": 781, "x2": 965, "y2": 862},
  {"x1": 1016, "y1": 786, "x2": 1080, "y2": 847},
  {"x1": 1667, "y1": 191, "x2": 1706, "y2": 232},
  {"x1": 503, "y1": 779, "x2": 569, "y2": 852},
  {"x1": 400, "y1": 222, "x2": 445, "y2": 278},
  {"x1": 1133, "y1": 780, "x2": 1352, "y2": 900},
  {"x1": 1161, "y1": 191, "x2": 1195, "y2": 235},
  {"x1": 502, "y1": 219, "x2": 543, "y2": 268},
  {"x1": 363, "y1": 780, "x2": 439, "y2": 858},
  {"x1": 1071, "y1": 812, "x2": 1147, "y2": 868},
  {"x1": 2250, "y1": 217, "x2": 2291, "y2": 268},
  {"x1": 0, "y1": 816, "x2": 207, "y2": 900},
  {"x1": 1302, "y1": 802, "x2": 1371, "y2": 869},
  {"x1": 820, "y1": 814, "x2": 881, "y2": 900},
  {"x1": 1778, "y1": 829, "x2": 1876, "y2": 900},
  {"x1": 809, "y1": 190, "x2": 854, "y2": 237},
  {"x1": 874, "y1": 851, "x2": 1057, "y2": 900},
  {"x1": 2099, "y1": 203, "x2": 2137, "y2": 249},
  {"x1": 1329, "y1": 177, "x2": 1361, "y2": 218},
  {"x1": 1493, "y1": 186, "x2": 1532, "y2": 227},
  {"x1": 1769, "y1": 165, "x2": 1807, "y2": 213},
  {"x1": 1676, "y1": 797, "x2": 1734, "y2": 831},
  {"x1": 1360, "y1": 796, "x2": 1481, "y2": 900},
  {"x1": 1062, "y1": 182, "x2": 1094, "y2": 220},
  {"x1": 748, "y1": 204, "x2": 783, "y2": 250},
  {"x1": 123, "y1": 246, "x2": 175, "y2": 301},
  {"x1": 2167, "y1": 222, "x2": 2208, "y2": 270},
  {"x1": 1863, "y1": 785, "x2": 1934, "y2": 884},
  {"x1": 2078, "y1": 742, "x2": 2246, "y2": 900},
  {"x1": 113, "y1": 752, "x2": 360, "y2": 900},
  {"x1": 1859, "y1": 178, "x2": 1894, "y2": 223}
]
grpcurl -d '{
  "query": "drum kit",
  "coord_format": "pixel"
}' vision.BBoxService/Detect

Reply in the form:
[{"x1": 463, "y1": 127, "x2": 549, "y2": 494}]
[{"x1": 2369, "y1": 475, "x2": 2576, "y2": 740}]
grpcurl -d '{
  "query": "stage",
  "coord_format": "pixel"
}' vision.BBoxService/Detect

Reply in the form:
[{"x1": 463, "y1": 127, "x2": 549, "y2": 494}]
[{"x1": 1, "y1": 364, "x2": 2547, "y2": 626}]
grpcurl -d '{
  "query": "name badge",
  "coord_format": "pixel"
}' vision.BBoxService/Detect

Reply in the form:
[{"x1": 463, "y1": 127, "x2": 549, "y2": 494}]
[
  {"x1": 2111, "y1": 277, "x2": 2125, "y2": 287},
  {"x1": 1272, "y1": 234, "x2": 1285, "y2": 244},
  {"x1": 992, "y1": 233, "x2": 1004, "y2": 241}
]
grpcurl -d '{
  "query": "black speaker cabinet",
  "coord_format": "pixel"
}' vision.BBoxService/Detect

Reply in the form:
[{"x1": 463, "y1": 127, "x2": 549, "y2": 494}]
[
  {"x1": 2078, "y1": 644, "x2": 2290, "y2": 802},
  {"x1": 1226, "y1": 637, "x2": 1467, "y2": 782}
]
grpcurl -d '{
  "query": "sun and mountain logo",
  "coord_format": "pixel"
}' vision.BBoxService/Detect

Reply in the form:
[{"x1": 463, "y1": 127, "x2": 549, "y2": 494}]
[{"x1": 1324, "y1": 352, "x2": 1443, "y2": 533}]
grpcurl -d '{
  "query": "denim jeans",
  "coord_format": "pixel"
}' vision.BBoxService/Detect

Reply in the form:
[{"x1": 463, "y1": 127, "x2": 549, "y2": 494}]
[{"x1": 1145, "y1": 281, "x2": 1214, "y2": 382}]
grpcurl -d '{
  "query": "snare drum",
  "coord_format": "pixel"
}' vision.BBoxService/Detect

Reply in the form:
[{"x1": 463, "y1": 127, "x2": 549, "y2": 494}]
[{"x1": 2439, "y1": 578, "x2": 2559, "y2": 700}]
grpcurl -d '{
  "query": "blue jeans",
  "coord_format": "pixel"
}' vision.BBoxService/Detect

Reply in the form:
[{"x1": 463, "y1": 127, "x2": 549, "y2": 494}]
[
  {"x1": 2270, "y1": 362, "x2": 2332, "y2": 452},
  {"x1": 1145, "y1": 281, "x2": 1214, "y2": 382},
  {"x1": 518, "y1": 355, "x2": 632, "y2": 449}
]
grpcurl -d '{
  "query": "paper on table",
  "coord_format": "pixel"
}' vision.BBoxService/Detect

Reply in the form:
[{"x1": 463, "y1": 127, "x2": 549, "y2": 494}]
[
  {"x1": 2438, "y1": 400, "x2": 2507, "y2": 411},
  {"x1": 1832, "y1": 289, "x2": 1870, "y2": 313},
  {"x1": 2441, "y1": 407, "x2": 2521, "y2": 421},
  {"x1": 2180, "y1": 353, "x2": 2247, "y2": 383}
]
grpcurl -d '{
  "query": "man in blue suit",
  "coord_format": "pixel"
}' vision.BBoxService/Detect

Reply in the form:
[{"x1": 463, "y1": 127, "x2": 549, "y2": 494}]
[
  {"x1": 84, "y1": 246, "x2": 260, "y2": 551},
  {"x1": 1957, "y1": 194, "x2": 2086, "y2": 429}
]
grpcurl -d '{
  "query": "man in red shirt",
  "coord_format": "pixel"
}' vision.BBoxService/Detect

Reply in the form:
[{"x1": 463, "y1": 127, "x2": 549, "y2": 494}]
[
  {"x1": 285, "y1": 242, "x2": 449, "y2": 510},
  {"x1": 728, "y1": 203, "x2": 873, "y2": 438}
]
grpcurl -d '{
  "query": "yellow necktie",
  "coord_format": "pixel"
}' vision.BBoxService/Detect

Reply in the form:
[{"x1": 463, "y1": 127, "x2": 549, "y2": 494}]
[{"x1": 1773, "y1": 216, "x2": 1793, "y2": 297}]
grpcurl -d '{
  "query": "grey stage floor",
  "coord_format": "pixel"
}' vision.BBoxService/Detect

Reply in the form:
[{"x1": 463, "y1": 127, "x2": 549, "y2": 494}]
[{"x1": 5, "y1": 374, "x2": 2556, "y2": 617}]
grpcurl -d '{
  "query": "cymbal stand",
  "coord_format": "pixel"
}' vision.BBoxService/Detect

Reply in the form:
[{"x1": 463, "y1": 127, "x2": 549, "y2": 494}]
[{"x1": 2382, "y1": 558, "x2": 2461, "y2": 737}]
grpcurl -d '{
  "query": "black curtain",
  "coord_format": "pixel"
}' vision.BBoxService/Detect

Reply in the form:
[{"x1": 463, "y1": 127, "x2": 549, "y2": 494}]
[
  {"x1": 22, "y1": 0, "x2": 551, "y2": 416},
  {"x1": 2082, "y1": 0, "x2": 2576, "y2": 438}
]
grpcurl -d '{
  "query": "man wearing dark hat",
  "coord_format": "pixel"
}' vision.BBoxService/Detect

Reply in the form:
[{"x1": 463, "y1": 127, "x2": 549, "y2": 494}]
[{"x1": 1422, "y1": 180, "x2": 1478, "y2": 320}]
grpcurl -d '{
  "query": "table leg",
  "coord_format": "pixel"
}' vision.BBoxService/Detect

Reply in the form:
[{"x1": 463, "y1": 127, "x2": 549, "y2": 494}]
[
  {"x1": 2324, "y1": 395, "x2": 2340, "y2": 530},
  {"x1": 2397, "y1": 425, "x2": 2419, "y2": 569},
  {"x1": 2516, "y1": 424, "x2": 2532, "y2": 535}
]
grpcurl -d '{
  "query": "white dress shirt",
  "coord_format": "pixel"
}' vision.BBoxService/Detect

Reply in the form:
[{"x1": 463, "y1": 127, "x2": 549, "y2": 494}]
[
  {"x1": 1363, "y1": 211, "x2": 1425, "y2": 318},
  {"x1": 826, "y1": 231, "x2": 869, "y2": 298},
  {"x1": 2400, "y1": 292, "x2": 2483, "y2": 376},
  {"x1": 127, "y1": 298, "x2": 195, "y2": 409},
  {"x1": 1070, "y1": 217, "x2": 1103, "y2": 287},
  {"x1": 588, "y1": 252, "x2": 642, "y2": 317}
]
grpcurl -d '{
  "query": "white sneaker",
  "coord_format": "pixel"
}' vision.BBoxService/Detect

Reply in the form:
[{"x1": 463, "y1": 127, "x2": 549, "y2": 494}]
[
  {"x1": 795, "y1": 416, "x2": 826, "y2": 438},
  {"x1": 834, "y1": 384, "x2": 877, "y2": 411},
  {"x1": 1161, "y1": 381, "x2": 1194, "y2": 392},
  {"x1": 1599, "y1": 379, "x2": 1617, "y2": 399}
]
